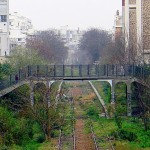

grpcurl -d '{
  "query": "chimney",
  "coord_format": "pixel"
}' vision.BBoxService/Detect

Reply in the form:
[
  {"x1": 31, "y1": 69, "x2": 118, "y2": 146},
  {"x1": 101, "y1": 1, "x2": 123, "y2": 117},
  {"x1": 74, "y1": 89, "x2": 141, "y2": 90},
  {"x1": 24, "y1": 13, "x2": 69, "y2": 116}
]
[
  {"x1": 122, "y1": 0, "x2": 125, "y2": 35},
  {"x1": 122, "y1": 0, "x2": 125, "y2": 6}
]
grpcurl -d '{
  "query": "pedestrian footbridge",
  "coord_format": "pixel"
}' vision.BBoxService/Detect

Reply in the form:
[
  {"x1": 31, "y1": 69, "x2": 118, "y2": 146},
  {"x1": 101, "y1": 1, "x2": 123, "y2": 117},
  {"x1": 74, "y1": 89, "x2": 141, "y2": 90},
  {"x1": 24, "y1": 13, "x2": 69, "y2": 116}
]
[
  {"x1": 0, "y1": 64, "x2": 149, "y2": 96},
  {"x1": 0, "y1": 64, "x2": 150, "y2": 116}
]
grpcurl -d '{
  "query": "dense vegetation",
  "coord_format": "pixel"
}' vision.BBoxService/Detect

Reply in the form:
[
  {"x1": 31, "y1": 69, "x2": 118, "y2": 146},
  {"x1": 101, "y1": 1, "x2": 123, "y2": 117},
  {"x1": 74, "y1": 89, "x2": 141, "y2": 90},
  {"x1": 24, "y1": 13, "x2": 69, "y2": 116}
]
[
  {"x1": 91, "y1": 81, "x2": 150, "y2": 149},
  {"x1": 0, "y1": 82, "x2": 63, "y2": 149},
  {"x1": 0, "y1": 63, "x2": 150, "y2": 149}
]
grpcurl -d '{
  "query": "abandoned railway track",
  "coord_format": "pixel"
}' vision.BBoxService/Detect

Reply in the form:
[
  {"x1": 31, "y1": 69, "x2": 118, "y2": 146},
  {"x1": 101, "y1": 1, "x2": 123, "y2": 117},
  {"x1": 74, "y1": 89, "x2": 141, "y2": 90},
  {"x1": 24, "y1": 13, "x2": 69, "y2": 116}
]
[{"x1": 57, "y1": 81, "x2": 115, "y2": 150}]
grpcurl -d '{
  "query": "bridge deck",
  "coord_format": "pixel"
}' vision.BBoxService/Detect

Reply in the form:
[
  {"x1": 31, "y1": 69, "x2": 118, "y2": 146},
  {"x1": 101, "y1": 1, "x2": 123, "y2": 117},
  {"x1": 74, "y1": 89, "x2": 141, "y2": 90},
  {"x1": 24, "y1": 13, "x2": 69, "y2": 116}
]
[
  {"x1": 0, "y1": 81, "x2": 29, "y2": 97},
  {"x1": 0, "y1": 64, "x2": 149, "y2": 96}
]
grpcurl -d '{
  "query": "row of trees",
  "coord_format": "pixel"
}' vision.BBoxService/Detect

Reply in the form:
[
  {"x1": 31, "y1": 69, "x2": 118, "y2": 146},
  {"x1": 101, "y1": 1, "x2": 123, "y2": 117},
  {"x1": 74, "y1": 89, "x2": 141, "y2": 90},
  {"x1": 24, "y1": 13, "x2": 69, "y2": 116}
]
[
  {"x1": 27, "y1": 30, "x2": 68, "y2": 64},
  {"x1": 8, "y1": 30, "x2": 69, "y2": 69},
  {"x1": 78, "y1": 28, "x2": 111, "y2": 64},
  {"x1": 6, "y1": 27, "x2": 147, "y2": 66},
  {"x1": 78, "y1": 28, "x2": 145, "y2": 65}
]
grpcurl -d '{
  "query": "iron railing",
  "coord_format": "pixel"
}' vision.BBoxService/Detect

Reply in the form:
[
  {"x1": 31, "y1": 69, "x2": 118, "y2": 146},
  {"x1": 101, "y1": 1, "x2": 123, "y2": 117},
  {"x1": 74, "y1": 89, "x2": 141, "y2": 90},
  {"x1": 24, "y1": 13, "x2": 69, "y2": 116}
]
[{"x1": 0, "y1": 64, "x2": 150, "y2": 91}]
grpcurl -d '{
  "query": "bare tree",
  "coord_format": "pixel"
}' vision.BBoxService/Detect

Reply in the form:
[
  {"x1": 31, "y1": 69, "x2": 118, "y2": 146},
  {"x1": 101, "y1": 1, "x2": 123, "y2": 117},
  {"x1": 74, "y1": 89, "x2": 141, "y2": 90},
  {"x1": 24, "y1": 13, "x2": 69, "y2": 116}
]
[
  {"x1": 27, "y1": 30, "x2": 68, "y2": 64},
  {"x1": 79, "y1": 28, "x2": 111, "y2": 64},
  {"x1": 100, "y1": 37, "x2": 126, "y2": 64},
  {"x1": 101, "y1": 32, "x2": 145, "y2": 65}
]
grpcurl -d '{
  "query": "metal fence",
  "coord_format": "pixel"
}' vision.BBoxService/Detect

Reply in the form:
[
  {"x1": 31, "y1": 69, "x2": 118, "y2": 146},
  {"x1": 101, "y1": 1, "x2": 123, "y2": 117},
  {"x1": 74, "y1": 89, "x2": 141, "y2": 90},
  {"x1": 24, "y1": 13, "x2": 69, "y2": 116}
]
[{"x1": 0, "y1": 64, "x2": 150, "y2": 91}]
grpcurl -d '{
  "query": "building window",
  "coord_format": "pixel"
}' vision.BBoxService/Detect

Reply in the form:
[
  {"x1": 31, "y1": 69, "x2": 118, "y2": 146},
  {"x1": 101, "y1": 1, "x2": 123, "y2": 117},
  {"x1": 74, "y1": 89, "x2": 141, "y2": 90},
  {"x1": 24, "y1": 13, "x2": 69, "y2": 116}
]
[
  {"x1": 18, "y1": 38, "x2": 22, "y2": 41},
  {"x1": 0, "y1": 15, "x2": 7, "y2": 22}
]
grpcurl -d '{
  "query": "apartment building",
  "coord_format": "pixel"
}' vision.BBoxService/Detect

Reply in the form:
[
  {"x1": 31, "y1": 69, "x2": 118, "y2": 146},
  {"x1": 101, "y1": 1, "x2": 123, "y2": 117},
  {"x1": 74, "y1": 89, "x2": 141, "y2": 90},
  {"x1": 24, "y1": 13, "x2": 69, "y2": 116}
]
[
  {"x1": 0, "y1": 0, "x2": 34, "y2": 58},
  {"x1": 9, "y1": 12, "x2": 34, "y2": 52},
  {"x1": 122, "y1": 0, "x2": 150, "y2": 63},
  {"x1": 0, "y1": 0, "x2": 9, "y2": 56}
]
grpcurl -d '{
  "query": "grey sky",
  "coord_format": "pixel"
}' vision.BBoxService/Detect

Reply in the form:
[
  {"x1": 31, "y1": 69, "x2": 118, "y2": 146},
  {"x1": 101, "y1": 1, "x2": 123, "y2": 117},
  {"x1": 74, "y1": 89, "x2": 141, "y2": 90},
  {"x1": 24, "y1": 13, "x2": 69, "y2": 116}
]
[{"x1": 9, "y1": 0, "x2": 122, "y2": 31}]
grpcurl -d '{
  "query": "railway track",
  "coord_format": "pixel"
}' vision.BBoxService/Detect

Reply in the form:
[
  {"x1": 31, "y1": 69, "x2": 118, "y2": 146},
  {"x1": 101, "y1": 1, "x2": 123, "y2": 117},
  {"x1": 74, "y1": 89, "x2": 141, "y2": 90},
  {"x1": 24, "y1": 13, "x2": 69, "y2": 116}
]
[
  {"x1": 83, "y1": 82, "x2": 115, "y2": 150},
  {"x1": 89, "y1": 119, "x2": 115, "y2": 150},
  {"x1": 57, "y1": 81, "x2": 115, "y2": 150},
  {"x1": 57, "y1": 96, "x2": 75, "y2": 150}
]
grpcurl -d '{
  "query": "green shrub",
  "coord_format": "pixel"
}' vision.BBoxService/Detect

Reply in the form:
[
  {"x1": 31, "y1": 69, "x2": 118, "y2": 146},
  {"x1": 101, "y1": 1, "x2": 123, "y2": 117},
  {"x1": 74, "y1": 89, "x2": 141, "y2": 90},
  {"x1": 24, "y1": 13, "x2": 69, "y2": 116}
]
[
  {"x1": 33, "y1": 133, "x2": 45, "y2": 143},
  {"x1": 21, "y1": 142, "x2": 40, "y2": 150},
  {"x1": 114, "y1": 114, "x2": 123, "y2": 129},
  {"x1": 119, "y1": 129, "x2": 137, "y2": 141},
  {"x1": 111, "y1": 129, "x2": 137, "y2": 142},
  {"x1": 138, "y1": 135, "x2": 150, "y2": 148},
  {"x1": 86, "y1": 106, "x2": 99, "y2": 119},
  {"x1": 0, "y1": 145, "x2": 8, "y2": 150}
]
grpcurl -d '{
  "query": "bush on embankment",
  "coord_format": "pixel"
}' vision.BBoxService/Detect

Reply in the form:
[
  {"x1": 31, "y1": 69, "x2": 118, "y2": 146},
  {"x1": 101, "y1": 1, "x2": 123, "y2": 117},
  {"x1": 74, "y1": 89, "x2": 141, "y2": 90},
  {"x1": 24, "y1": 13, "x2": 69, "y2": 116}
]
[{"x1": 0, "y1": 82, "x2": 63, "y2": 149}]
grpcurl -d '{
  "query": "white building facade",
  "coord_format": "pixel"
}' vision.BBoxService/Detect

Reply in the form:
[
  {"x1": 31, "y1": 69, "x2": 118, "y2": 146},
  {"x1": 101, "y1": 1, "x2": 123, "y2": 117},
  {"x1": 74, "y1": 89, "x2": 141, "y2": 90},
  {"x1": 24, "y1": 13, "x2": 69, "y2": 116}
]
[
  {"x1": 9, "y1": 12, "x2": 34, "y2": 52},
  {"x1": 0, "y1": 0, "x2": 9, "y2": 56},
  {"x1": 58, "y1": 26, "x2": 84, "y2": 64}
]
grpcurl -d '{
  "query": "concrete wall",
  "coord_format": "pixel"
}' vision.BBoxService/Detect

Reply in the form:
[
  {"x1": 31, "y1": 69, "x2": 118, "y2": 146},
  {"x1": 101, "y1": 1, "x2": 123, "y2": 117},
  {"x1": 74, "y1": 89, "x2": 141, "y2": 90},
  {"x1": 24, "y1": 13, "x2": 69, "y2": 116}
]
[{"x1": 0, "y1": 0, "x2": 9, "y2": 56}]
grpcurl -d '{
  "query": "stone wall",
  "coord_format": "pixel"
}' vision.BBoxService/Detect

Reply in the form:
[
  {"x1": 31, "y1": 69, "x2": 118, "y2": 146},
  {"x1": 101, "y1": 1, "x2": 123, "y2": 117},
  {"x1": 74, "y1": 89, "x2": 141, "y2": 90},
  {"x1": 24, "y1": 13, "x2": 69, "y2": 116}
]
[
  {"x1": 129, "y1": 8, "x2": 137, "y2": 44},
  {"x1": 142, "y1": 0, "x2": 150, "y2": 50}
]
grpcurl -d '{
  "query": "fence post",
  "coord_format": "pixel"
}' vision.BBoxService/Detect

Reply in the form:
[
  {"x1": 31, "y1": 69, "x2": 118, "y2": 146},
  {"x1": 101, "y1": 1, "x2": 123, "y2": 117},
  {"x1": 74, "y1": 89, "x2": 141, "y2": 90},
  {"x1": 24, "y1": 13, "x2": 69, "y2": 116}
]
[
  {"x1": 87, "y1": 64, "x2": 90, "y2": 76},
  {"x1": 79, "y1": 65, "x2": 82, "y2": 77},
  {"x1": 116, "y1": 64, "x2": 118, "y2": 77},
  {"x1": 27, "y1": 66, "x2": 30, "y2": 77},
  {"x1": 143, "y1": 65, "x2": 146, "y2": 79},
  {"x1": 132, "y1": 64, "x2": 135, "y2": 77},
  {"x1": 141, "y1": 66, "x2": 144, "y2": 79},
  {"x1": 37, "y1": 65, "x2": 39, "y2": 77},
  {"x1": 106, "y1": 64, "x2": 108, "y2": 76},
  {"x1": 54, "y1": 65, "x2": 56, "y2": 77},
  {"x1": 97, "y1": 64, "x2": 99, "y2": 77},
  {"x1": 71, "y1": 65, "x2": 73, "y2": 77},
  {"x1": 46, "y1": 65, "x2": 48, "y2": 77},
  {"x1": 19, "y1": 69, "x2": 21, "y2": 81},
  {"x1": 10, "y1": 75, "x2": 12, "y2": 86},
  {"x1": 63, "y1": 64, "x2": 65, "y2": 77},
  {"x1": 124, "y1": 64, "x2": 126, "y2": 76}
]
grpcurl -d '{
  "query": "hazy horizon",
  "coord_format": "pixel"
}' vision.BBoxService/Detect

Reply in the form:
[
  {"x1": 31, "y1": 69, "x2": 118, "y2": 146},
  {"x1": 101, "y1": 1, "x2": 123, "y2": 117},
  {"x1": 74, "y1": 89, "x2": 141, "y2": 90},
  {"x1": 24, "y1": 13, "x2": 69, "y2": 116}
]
[{"x1": 9, "y1": 0, "x2": 122, "y2": 31}]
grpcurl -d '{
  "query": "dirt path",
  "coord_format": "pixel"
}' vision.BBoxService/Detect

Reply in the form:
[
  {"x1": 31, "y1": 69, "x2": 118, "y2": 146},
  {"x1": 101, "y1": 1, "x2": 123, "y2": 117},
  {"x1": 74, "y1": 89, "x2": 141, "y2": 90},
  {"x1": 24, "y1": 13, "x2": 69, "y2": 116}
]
[
  {"x1": 68, "y1": 82, "x2": 95, "y2": 150},
  {"x1": 75, "y1": 119, "x2": 95, "y2": 150}
]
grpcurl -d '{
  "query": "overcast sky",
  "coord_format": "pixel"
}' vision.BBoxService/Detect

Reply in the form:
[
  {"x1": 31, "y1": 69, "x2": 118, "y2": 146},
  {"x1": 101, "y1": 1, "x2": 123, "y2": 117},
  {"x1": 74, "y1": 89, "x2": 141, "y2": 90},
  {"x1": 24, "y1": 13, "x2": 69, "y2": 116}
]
[{"x1": 9, "y1": 0, "x2": 122, "y2": 31}]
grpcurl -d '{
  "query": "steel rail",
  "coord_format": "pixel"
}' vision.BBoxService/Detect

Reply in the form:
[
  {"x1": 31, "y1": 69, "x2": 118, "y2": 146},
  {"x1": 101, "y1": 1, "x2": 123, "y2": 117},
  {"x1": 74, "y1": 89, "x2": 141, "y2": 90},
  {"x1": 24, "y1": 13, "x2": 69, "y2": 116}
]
[
  {"x1": 84, "y1": 82, "x2": 115, "y2": 150},
  {"x1": 58, "y1": 130, "x2": 62, "y2": 150},
  {"x1": 88, "y1": 118, "x2": 99, "y2": 150},
  {"x1": 72, "y1": 98, "x2": 76, "y2": 150},
  {"x1": 57, "y1": 96, "x2": 75, "y2": 150},
  {"x1": 100, "y1": 124, "x2": 115, "y2": 150},
  {"x1": 82, "y1": 82, "x2": 100, "y2": 150}
]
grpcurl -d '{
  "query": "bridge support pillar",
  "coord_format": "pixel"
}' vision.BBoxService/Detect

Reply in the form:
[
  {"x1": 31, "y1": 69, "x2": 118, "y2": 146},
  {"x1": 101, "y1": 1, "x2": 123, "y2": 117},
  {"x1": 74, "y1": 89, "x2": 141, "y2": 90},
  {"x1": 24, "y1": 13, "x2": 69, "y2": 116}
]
[
  {"x1": 46, "y1": 81, "x2": 51, "y2": 108},
  {"x1": 127, "y1": 83, "x2": 132, "y2": 116},
  {"x1": 30, "y1": 81, "x2": 34, "y2": 106},
  {"x1": 111, "y1": 80, "x2": 115, "y2": 104}
]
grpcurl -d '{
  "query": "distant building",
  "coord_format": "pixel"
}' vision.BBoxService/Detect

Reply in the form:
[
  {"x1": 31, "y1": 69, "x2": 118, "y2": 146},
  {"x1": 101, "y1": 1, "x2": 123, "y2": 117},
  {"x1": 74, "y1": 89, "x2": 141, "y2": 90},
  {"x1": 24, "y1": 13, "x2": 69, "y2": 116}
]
[
  {"x1": 9, "y1": 12, "x2": 34, "y2": 52},
  {"x1": 0, "y1": 2, "x2": 34, "y2": 57},
  {"x1": 122, "y1": 0, "x2": 150, "y2": 63},
  {"x1": 59, "y1": 26, "x2": 83, "y2": 48},
  {"x1": 58, "y1": 26, "x2": 84, "y2": 64},
  {"x1": 0, "y1": 0, "x2": 9, "y2": 56}
]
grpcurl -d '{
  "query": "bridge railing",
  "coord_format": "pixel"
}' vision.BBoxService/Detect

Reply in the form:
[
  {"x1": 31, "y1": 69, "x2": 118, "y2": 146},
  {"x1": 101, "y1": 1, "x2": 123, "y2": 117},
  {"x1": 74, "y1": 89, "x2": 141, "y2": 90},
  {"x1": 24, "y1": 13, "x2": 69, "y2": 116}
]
[{"x1": 0, "y1": 64, "x2": 150, "y2": 91}]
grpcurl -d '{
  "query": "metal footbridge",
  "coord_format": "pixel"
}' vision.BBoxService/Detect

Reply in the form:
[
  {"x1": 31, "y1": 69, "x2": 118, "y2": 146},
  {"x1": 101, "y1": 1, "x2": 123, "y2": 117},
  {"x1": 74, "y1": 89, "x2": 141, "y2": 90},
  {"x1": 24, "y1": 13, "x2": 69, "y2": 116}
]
[{"x1": 0, "y1": 64, "x2": 150, "y2": 97}]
